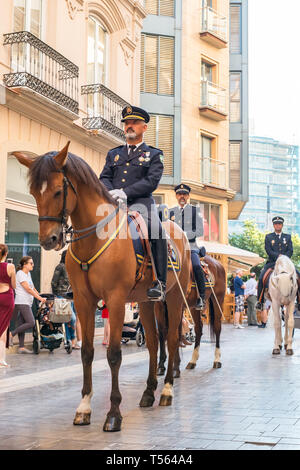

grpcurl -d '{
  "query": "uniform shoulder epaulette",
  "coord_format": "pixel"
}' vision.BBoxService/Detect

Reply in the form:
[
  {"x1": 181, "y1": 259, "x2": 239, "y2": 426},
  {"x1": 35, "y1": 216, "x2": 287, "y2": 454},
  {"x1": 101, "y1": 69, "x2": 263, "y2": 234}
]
[
  {"x1": 108, "y1": 145, "x2": 123, "y2": 152},
  {"x1": 148, "y1": 145, "x2": 163, "y2": 153}
]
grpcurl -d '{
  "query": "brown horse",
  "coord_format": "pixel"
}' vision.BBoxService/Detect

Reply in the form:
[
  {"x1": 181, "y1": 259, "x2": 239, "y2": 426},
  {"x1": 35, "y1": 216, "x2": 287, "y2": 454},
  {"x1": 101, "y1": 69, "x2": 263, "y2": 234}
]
[
  {"x1": 156, "y1": 255, "x2": 226, "y2": 376},
  {"x1": 13, "y1": 142, "x2": 191, "y2": 432}
]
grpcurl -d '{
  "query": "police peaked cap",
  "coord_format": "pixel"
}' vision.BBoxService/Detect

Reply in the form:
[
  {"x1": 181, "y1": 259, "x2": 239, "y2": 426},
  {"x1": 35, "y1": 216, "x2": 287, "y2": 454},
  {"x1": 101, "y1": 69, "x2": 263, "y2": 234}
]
[
  {"x1": 121, "y1": 105, "x2": 150, "y2": 123},
  {"x1": 272, "y1": 216, "x2": 284, "y2": 224},
  {"x1": 174, "y1": 184, "x2": 191, "y2": 194}
]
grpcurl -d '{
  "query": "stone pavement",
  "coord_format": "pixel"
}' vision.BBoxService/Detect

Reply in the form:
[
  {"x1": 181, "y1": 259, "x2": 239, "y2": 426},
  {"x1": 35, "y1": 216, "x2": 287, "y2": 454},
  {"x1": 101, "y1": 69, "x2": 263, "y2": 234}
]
[{"x1": 2, "y1": 323, "x2": 300, "y2": 450}]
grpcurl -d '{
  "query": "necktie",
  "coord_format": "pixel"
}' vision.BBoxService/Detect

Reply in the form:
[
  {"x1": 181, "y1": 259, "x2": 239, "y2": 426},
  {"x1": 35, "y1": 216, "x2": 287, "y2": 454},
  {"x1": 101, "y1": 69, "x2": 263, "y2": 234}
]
[{"x1": 128, "y1": 145, "x2": 136, "y2": 158}]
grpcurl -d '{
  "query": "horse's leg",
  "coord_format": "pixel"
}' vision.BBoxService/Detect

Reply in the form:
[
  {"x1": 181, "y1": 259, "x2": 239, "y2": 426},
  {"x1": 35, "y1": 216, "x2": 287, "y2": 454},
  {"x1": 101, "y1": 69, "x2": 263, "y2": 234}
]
[
  {"x1": 103, "y1": 297, "x2": 126, "y2": 432},
  {"x1": 285, "y1": 302, "x2": 294, "y2": 355},
  {"x1": 139, "y1": 302, "x2": 158, "y2": 408},
  {"x1": 186, "y1": 307, "x2": 202, "y2": 370},
  {"x1": 73, "y1": 294, "x2": 97, "y2": 426},
  {"x1": 212, "y1": 296, "x2": 222, "y2": 369},
  {"x1": 272, "y1": 302, "x2": 282, "y2": 355},
  {"x1": 156, "y1": 303, "x2": 167, "y2": 376},
  {"x1": 159, "y1": 296, "x2": 182, "y2": 406}
]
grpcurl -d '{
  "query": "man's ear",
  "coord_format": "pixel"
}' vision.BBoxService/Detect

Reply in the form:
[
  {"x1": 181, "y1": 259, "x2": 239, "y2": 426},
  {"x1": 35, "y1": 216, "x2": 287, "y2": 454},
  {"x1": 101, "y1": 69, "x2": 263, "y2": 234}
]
[
  {"x1": 11, "y1": 152, "x2": 34, "y2": 169},
  {"x1": 54, "y1": 141, "x2": 71, "y2": 169}
]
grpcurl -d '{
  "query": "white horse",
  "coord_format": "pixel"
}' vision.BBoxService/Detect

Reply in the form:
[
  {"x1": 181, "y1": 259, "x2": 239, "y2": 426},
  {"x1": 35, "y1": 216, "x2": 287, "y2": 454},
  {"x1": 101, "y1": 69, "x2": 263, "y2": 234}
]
[{"x1": 268, "y1": 255, "x2": 297, "y2": 356}]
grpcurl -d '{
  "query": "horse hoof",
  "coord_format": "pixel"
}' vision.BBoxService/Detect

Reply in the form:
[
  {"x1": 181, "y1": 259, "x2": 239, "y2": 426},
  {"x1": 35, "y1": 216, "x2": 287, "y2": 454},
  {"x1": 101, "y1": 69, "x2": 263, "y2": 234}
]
[
  {"x1": 186, "y1": 362, "x2": 196, "y2": 370},
  {"x1": 286, "y1": 349, "x2": 294, "y2": 356},
  {"x1": 103, "y1": 416, "x2": 122, "y2": 432},
  {"x1": 279, "y1": 345, "x2": 283, "y2": 350},
  {"x1": 272, "y1": 349, "x2": 281, "y2": 355},
  {"x1": 213, "y1": 361, "x2": 222, "y2": 369},
  {"x1": 157, "y1": 367, "x2": 165, "y2": 376},
  {"x1": 73, "y1": 412, "x2": 91, "y2": 426},
  {"x1": 173, "y1": 370, "x2": 180, "y2": 379},
  {"x1": 284, "y1": 344, "x2": 287, "y2": 350},
  {"x1": 139, "y1": 394, "x2": 155, "y2": 408},
  {"x1": 159, "y1": 395, "x2": 173, "y2": 406}
]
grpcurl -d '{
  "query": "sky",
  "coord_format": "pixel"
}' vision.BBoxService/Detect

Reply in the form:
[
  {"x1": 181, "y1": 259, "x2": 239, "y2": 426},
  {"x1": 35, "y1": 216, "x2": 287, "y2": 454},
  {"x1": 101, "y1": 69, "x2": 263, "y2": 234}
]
[{"x1": 248, "y1": 0, "x2": 300, "y2": 146}]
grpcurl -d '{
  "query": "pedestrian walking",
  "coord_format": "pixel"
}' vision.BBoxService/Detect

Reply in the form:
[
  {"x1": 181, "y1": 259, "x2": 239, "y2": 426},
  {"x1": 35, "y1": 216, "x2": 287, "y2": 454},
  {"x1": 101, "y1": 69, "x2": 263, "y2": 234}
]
[
  {"x1": 10, "y1": 256, "x2": 46, "y2": 354},
  {"x1": 258, "y1": 299, "x2": 271, "y2": 328},
  {"x1": 0, "y1": 244, "x2": 16, "y2": 367},
  {"x1": 244, "y1": 272, "x2": 258, "y2": 326},
  {"x1": 233, "y1": 269, "x2": 246, "y2": 329},
  {"x1": 99, "y1": 301, "x2": 110, "y2": 346},
  {"x1": 51, "y1": 251, "x2": 82, "y2": 349}
]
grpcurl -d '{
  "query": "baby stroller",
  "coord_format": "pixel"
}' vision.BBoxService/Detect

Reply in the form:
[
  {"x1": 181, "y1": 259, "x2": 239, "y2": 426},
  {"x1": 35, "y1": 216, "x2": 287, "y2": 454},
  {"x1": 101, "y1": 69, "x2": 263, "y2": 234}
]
[
  {"x1": 121, "y1": 310, "x2": 145, "y2": 347},
  {"x1": 32, "y1": 294, "x2": 73, "y2": 354}
]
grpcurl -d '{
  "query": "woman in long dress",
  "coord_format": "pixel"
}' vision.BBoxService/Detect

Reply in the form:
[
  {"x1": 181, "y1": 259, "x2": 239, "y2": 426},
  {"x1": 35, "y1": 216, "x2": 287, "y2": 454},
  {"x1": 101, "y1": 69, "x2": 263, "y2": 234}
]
[{"x1": 0, "y1": 244, "x2": 16, "y2": 368}]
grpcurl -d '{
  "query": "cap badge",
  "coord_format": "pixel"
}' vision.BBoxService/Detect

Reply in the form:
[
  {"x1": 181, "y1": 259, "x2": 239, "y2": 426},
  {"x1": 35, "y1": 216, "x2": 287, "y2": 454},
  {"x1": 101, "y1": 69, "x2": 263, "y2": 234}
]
[
  {"x1": 114, "y1": 155, "x2": 119, "y2": 162},
  {"x1": 126, "y1": 106, "x2": 132, "y2": 114}
]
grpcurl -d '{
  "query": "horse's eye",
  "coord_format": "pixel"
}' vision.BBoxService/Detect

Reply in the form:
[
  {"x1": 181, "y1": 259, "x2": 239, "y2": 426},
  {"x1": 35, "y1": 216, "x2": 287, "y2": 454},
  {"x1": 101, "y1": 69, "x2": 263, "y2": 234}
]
[{"x1": 54, "y1": 190, "x2": 62, "y2": 198}]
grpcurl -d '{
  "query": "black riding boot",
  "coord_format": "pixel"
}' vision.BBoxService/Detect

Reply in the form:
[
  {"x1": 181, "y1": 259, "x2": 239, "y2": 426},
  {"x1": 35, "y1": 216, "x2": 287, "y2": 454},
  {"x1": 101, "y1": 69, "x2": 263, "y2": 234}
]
[
  {"x1": 256, "y1": 277, "x2": 264, "y2": 311},
  {"x1": 147, "y1": 238, "x2": 168, "y2": 301},
  {"x1": 194, "y1": 265, "x2": 206, "y2": 310}
]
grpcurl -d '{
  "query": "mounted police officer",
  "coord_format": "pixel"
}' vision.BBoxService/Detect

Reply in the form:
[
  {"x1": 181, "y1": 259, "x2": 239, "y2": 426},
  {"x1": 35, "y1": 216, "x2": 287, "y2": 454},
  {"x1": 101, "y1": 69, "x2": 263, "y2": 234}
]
[
  {"x1": 169, "y1": 184, "x2": 206, "y2": 310},
  {"x1": 256, "y1": 216, "x2": 293, "y2": 311},
  {"x1": 99, "y1": 106, "x2": 167, "y2": 301}
]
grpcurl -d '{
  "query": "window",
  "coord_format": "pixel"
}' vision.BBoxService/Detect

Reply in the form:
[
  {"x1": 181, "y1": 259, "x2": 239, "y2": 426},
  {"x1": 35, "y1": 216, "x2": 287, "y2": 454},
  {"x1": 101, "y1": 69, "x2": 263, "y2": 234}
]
[
  {"x1": 230, "y1": 72, "x2": 241, "y2": 122},
  {"x1": 140, "y1": 34, "x2": 174, "y2": 96},
  {"x1": 201, "y1": 135, "x2": 213, "y2": 184},
  {"x1": 190, "y1": 200, "x2": 220, "y2": 242},
  {"x1": 147, "y1": 114, "x2": 174, "y2": 176},
  {"x1": 230, "y1": 4, "x2": 241, "y2": 53},
  {"x1": 87, "y1": 16, "x2": 108, "y2": 85},
  {"x1": 144, "y1": 0, "x2": 175, "y2": 16},
  {"x1": 201, "y1": 62, "x2": 213, "y2": 82},
  {"x1": 229, "y1": 142, "x2": 241, "y2": 192},
  {"x1": 13, "y1": 0, "x2": 43, "y2": 37},
  {"x1": 6, "y1": 155, "x2": 36, "y2": 205}
]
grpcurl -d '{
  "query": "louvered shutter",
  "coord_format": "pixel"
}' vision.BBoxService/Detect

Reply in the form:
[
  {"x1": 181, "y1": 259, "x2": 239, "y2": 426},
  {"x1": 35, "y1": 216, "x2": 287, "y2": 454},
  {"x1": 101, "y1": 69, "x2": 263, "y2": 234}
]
[
  {"x1": 140, "y1": 34, "x2": 145, "y2": 92},
  {"x1": 158, "y1": 115, "x2": 174, "y2": 176},
  {"x1": 145, "y1": 0, "x2": 158, "y2": 15},
  {"x1": 159, "y1": 36, "x2": 174, "y2": 95},
  {"x1": 229, "y1": 142, "x2": 241, "y2": 192},
  {"x1": 230, "y1": 5, "x2": 241, "y2": 53},
  {"x1": 142, "y1": 34, "x2": 158, "y2": 94},
  {"x1": 159, "y1": 0, "x2": 174, "y2": 16}
]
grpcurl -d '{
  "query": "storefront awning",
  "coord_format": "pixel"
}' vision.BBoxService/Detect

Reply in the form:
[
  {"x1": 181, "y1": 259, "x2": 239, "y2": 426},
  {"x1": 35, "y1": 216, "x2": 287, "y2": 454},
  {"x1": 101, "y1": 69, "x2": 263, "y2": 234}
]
[{"x1": 197, "y1": 240, "x2": 265, "y2": 273}]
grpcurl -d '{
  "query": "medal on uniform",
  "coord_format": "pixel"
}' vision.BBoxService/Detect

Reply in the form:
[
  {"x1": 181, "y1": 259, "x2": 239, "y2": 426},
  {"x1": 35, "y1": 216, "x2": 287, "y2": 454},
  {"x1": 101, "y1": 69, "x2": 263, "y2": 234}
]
[
  {"x1": 146, "y1": 152, "x2": 150, "y2": 157},
  {"x1": 145, "y1": 157, "x2": 150, "y2": 162},
  {"x1": 114, "y1": 155, "x2": 119, "y2": 162},
  {"x1": 283, "y1": 238, "x2": 286, "y2": 244},
  {"x1": 271, "y1": 239, "x2": 275, "y2": 245},
  {"x1": 139, "y1": 156, "x2": 145, "y2": 162}
]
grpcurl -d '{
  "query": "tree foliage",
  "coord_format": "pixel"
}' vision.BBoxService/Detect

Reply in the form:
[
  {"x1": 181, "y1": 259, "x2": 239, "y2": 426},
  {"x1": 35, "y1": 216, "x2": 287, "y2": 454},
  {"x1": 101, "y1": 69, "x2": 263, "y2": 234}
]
[{"x1": 229, "y1": 219, "x2": 300, "y2": 275}]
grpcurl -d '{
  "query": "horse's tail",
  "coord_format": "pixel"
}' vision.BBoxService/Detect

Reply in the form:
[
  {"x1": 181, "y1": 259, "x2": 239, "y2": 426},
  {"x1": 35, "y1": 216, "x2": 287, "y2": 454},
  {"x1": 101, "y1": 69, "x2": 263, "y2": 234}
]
[
  {"x1": 208, "y1": 297, "x2": 216, "y2": 341},
  {"x1": 163, "y1": 301, "x2": 169, "y2": 334}
]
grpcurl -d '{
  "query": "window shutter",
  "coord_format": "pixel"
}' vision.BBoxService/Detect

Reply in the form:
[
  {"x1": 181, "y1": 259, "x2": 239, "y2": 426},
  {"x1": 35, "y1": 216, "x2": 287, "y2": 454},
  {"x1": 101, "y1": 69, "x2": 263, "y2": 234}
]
[
  {"x1": 230, "y1": 5, "x2": 241, "y2": 53},
  {"x1": 143, "y1": 34, "x2": 158, "y2": 94},
  {"x1": 229, "y1": 142, "x2": 241, "y2": 192},
  {"x1": 145, "y1": 0, "x2": 158, "y2": 15},
  {"x1": 159, "y1": 0, "x2": 174, "y2": 16},
  {"x1": 147, "y1": 114, "x2": 174, "y2": 177},
  {"x1": 140, "y1": 34, "x2": 145, "y2": 92},
  {"x1": 159, "y1": 36, "x2": 174, "y2": 95}
]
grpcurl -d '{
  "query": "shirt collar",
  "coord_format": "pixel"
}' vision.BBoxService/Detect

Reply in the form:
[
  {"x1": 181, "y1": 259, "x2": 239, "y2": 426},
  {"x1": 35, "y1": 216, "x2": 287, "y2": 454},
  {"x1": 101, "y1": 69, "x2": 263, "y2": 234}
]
[{"x1": 127, "y1": 141, "x2": 144, "y2": 152}]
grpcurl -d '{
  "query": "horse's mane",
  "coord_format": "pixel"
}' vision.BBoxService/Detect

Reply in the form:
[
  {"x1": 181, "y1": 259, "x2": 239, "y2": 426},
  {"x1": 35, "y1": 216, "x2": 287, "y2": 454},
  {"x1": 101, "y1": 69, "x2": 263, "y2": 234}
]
[
  {"x1": 28, "y1": 151, "x2": 117, "y2": 206},
  {"x1": 274, "y1": 255, "x2": 295, "y2": 275}
]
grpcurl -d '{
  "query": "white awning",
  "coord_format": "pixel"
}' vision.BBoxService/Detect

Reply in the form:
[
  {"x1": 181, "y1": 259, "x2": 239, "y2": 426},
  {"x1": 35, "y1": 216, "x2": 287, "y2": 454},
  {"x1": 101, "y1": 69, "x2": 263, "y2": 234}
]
[{"x1": 197, "y1": 240, "x2": 265, "y2": 273}]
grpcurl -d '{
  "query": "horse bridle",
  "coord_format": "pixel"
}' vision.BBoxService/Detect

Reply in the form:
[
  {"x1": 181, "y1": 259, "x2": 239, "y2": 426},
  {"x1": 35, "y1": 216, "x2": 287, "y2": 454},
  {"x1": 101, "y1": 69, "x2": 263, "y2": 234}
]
[{"x1": 38, "y1": 167, "x2": 120, "y2": 246}]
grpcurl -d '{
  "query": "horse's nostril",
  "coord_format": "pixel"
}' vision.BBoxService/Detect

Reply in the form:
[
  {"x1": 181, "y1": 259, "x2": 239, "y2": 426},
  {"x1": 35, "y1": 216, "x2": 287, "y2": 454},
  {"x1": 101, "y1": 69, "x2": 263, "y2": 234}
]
[{"x1": 51, "y1": 235, "x2": 58, "y2": 243}]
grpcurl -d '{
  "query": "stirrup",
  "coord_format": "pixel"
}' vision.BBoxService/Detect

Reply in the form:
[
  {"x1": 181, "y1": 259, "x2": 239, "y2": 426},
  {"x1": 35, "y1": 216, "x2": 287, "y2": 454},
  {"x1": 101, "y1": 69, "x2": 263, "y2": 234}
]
[{"x1": 147, "y1": 280, "x2": 166, "y2": 302}]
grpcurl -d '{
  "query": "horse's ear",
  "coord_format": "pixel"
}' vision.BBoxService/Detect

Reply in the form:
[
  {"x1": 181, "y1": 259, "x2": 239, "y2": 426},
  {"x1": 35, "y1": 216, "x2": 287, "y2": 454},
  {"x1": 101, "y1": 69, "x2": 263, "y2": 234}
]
[
  {"x1": 54, "y1": 141, "x2": 71, "y2": 169},
  {"x1": 12, "y1": 152, "x2": 34, "y2": 169}
]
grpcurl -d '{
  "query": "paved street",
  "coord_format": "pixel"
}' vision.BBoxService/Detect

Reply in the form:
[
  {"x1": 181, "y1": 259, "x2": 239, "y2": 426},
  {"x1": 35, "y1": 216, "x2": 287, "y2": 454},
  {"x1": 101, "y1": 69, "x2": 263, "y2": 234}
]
[{"x1": 2, "y1": 323, "x2": 300, "y2": 450}]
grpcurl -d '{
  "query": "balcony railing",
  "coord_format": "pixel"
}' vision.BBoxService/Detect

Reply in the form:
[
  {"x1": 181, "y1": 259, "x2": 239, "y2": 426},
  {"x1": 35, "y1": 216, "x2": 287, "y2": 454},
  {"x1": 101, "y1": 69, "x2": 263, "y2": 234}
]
[
  {"x1": 201, "y1": 6, "x2": 227, "y2": 45},
  {"x1": 200, "y1": 80, "x2": 227, "y2": 119},
  {"x1": 81, "y1": 84, "x2": 129, "y2": 141},
  {"x1": 201, "y1": 158, "x2": 228, "y2": 188},
  {"x1": 3, "y1": 31, "x2": 79, "y2": 116}
]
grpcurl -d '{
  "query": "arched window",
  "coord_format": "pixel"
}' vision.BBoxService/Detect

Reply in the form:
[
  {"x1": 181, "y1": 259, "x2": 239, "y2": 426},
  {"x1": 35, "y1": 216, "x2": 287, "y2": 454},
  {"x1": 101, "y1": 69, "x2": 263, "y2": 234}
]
[{"x1": 87, "y1": 16, "x2": 108, "y2": 85}]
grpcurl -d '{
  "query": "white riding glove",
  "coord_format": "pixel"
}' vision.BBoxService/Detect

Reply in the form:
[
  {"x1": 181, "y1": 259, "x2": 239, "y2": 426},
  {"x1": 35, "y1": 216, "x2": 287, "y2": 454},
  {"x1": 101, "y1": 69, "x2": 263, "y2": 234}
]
[{"x1": 109, "y1": 189, "x2": 127, "y2": 204}]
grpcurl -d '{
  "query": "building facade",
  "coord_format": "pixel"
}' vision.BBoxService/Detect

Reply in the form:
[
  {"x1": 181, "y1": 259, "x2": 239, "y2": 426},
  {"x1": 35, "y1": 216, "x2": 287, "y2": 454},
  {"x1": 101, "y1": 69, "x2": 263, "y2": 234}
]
[
  {"x1": 0, "y1": 0, "x2": 146, "y2": 290},
  {"x1": 229, "y1": 136, "x2": 300, "y2": 235},
  {"x1": 141, "y1": 0, "x2": 243, "y2": 245},
  {"x1": 228, "y1": 0, "x2": 249, "y2": 220}
]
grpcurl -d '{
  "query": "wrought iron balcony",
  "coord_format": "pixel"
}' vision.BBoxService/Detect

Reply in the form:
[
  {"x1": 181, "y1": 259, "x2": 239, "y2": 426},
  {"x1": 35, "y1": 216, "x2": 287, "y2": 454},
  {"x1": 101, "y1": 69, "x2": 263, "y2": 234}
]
[
  {"x1": 200, "y1": 80, "x2": 227, "y2": 121},
  {"x1": 81, "y1": 84, "x2": 128, "y2": 141},
  {"x1": 3, "y1": 31, "x2": 79, "y2": 117},
  {"x1": 201, "y1": 158, "x2": 228, "y2": 188},
  {"x1": 200, "y1": 6, "x2": 227, "y2": 47}
]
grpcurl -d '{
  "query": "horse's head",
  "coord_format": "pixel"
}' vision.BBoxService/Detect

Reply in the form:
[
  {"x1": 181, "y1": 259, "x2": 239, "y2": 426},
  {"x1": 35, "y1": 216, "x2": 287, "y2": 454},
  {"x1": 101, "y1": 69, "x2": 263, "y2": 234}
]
[
  {"x1": 12, "y1": 142, "x2": 78, "y2": 251},
  {"x1": 271, "y1": 255, "x2": 297, "y2": 300}
]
